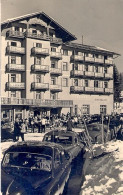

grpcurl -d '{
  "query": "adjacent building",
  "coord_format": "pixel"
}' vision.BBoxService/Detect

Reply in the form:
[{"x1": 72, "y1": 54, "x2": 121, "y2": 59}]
[{"x1": 1, "y1": 11, "x2": 119, "y2": 121}]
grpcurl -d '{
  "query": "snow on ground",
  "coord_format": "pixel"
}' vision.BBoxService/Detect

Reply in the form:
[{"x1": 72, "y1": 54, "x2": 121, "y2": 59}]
[{"x1": 80, "y1": 140, "x2": 123, "y2": 195}]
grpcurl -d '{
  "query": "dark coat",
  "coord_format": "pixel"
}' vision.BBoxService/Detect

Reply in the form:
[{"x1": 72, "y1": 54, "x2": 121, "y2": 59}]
[
  {"x1": 67, "y1": 119, "x2": 73, "y2": 131},
  {"x1": 14, "y1": 122, "x2": 21, "y2": 136}
]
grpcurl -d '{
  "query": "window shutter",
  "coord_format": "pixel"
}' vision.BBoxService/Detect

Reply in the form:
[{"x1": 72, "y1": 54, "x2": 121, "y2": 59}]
[
  {"x1": 7, "y1": 42, "x2": 10, "y2": 46},
  {"x1": 34, "y1": 57, "x2": 36, "y2": 64}
]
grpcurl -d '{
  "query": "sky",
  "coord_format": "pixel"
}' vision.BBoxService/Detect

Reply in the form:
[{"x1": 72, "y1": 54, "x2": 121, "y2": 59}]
[{"x1": 1, "y1": 0, "x2": 123, "y2": 72}]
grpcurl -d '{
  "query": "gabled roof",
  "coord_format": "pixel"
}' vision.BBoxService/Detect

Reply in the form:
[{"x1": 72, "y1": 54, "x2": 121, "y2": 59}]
[{"x1": 1, "y1": 11, "x2": 77, "y2": 42}]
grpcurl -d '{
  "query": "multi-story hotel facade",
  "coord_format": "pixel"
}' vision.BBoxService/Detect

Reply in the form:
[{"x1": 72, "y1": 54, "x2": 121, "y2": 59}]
[{"x1": 1, "y1": 12, "x2": 119, "y2": 121}]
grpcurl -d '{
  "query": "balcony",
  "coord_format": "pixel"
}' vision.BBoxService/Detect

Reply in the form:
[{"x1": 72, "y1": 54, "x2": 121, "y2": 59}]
[
  {"x1": 95, "y1": 72, "x2": 104, "y2": 78},
  {"x1": 26, "y1": 32, "x2": 50, "y2": 41},
  {"x1": 70, "y1": 86, "x2": 84, "y2": 93},
  {"x1": 6, "y1": 82, "x2": 25, "y2": 90},
  {"x1": 84, "y1": 71, "x2": 95, "y2": 77},
  {"x1": 50, "y1": 37, "x2": 62, "y2": 45},
  {"x1": 6, "y1": 46, "x2": 25, "y2": 55},
  {"x1": 70, "y1": 55, "x2": 84, "y2": 62},
  {"x1": 6, "y1": 64, "x2": 25, "y2": 72},
  {"x1": 94, "y1": 88, "x2": 104, "y2": 93},
  {"x1": 105, "y1": 59, "x2": 113, "y2": 65},
  {"x1": 31, "y1": 65, "x2": 49, "y2": 73},
  {"x1": 50, "y1": 52, "x2": 62, "y2": 60},
  {"x1": 31, "y1": 47, "x2": 49, "y2": 56},
  {"x1": 85, "y1": 87, "x2": 94, "y2": 92},
  {"x1": 105, "y1": 73, "x2": 113, "y2": 79},
  {"x1": 7, "y1": 30, "x2": 24, "y2": 39},
  {"x1": 70, "y1": 70, "x2": 84, "y2": 77},
  {"x1": 85, "y1": 57, "x2": 94, "y2": 63},
  {"x1": 31, "y1": 82, "x2": 49, "y2": 91},
  {"x1": 50, "y1": 68, "x2": 62, "y2": 76},
  {"x1": 104, "y1": 88, "x2": 113, "y2": 94},
  {"x1": 95, "y1": 58, "x2": 104, "y2": 64},
  {"x1": 1, "y1": 97, "x2": 73, "y2": 108},
  {"x1": 50, "y1": 84, "x2": 62, "y2": 92}
]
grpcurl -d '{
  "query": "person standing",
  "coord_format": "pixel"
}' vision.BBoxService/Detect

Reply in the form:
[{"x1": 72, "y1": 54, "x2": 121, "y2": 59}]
[
  {"x1": 41, "y1": 117, "x2": 46, "y2": 133},
  {"x1": 13, "y1": 118, "x2": 24, "y2": 141},
  {"x1": 67, "y1": 117, "x2": 74, "y2": 131}
]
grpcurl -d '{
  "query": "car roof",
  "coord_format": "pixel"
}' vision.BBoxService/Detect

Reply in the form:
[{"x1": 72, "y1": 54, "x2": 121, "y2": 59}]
[{"x1": 44, "y1": 130, "x2": 78, "y2": 137}]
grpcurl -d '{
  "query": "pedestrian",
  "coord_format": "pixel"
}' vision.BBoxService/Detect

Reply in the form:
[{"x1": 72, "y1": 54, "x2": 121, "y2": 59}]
[
  {"x1": 66, "y1": 117, "x2": 74, "y2": 131},
  {"x1": 25, "y1": 118, "x2": 28, "y2": 132},
  {"x1": 41, "y1": 117, "x2": 46, "y2": 133},
  {"x1": 31, "y1": 118, "x2": 35, "y2": 133},
  {"x1": 13, "y1": 118, "x2": 24, "y2": 141}
]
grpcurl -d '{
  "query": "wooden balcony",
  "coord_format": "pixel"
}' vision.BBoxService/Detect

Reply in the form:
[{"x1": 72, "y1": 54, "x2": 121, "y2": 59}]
[
  {"x1": 6, "y1": 82, "x2": 25, "y2": 90},
  {"x1": 6, "y1": 64, "x2": 25, "y2": 72},
  {"x1": 31, "y1": 65, "x2": 49, "y2": 73},
  {"x1": 1, "y1": 97, "x2": 73, "y2": 108},
  {"x1": 104, "y1": 88, "x2": 113, "y2": 94},
  {"x1": 70, "y1": 55, "x2": 84, "y2": 62},
  {"x1": 94, "y1": 87, "x2": 104, "y2": 93},
  {"x1": 85, "y1": 87, "x2": 94, "y2": 92},
  {"x1": 50, "y1": 84, "x2": 62, "y2": 92},
  {"x1": 95, "y1": 58, "x2": 104, "y2": 64},
  {"x1": 31, "y1": 82, "x2": 49, "y2": 91},
  {"x1": 70, "y1": 86, "x2": 84, "y2": 93},
  {"x1": 6, "y1": 46, "x2": 25, "y2": 55},
  {"x1": 95, "y1": 72, "x2": 104, "y2": 78},
  {"x1": 85, "y1": 57, "x2": 94, "y2": 63},
  {"x1": 31, "y1": 47, "x2": 49, "y2": 56},
  {"x1": 50, "y1": 68, "x2": 62, "y2": 76},
  {"x1": 70, "y1": 70, "x2": 84, "y2": 77},
  {"x1": 84, "y1": 71, "x2": 95, "y2": 77},
  {"x1": 7, "y1": 30, "x2": 24, "y2": 39},
  {"x1": 26, "y1": 32, "x2": 50, "y2": 41},
  {"x1": 50, "y1": 37, "x2": 62, "y2": 45},
  {"x1": 105, "y1": 59, "x2": 113, "y2": 65},
  {"x1": 50, "y1": 52, "x2": 62, "y2": 60},
  {"x1": 105, "y1": 73, "x2": 113, "y2": 79}
]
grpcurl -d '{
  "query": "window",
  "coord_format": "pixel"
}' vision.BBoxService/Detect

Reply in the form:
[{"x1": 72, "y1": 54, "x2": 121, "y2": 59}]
[
  {"x1": 11, "y1": 56, "x2": 16, "y2": 64},
  {"x1": 94, "y1": 80, "x2": 98, "y2": 88},
  {"x1": 11, "y1": 91, "x2": 16, "y2": 97},
  {"x1": 82, "y1": 105, "x2": 90, "y2": 115},
  {"x1": 85, "y1": 80, "x2": 88, "y2": 87},
  {"x1": 36, "y1": 92, "x2": 41, "y2": 99},
  {"x1": 51, "y1": 47, "x2": 56, "y2": 52},
  {"x1": 11, "y1": 74, "x2": 16, "y2": 82},
  {"x1": 75, "y1": 105, "x2": 78, "y2": 115},
  {"x1": 32, "y1": 30, "x2": 37, "y2": 34},
  {"x1": 11, "y1": 42, "x2": 17, "y2": 47},
  {"x1": 74, "y1": 79, "x2": 78, "y2": 86},
  {"x1": 95, "y1": 54, "x2": 99, "y2": 58},
  {"x1": 50, "y1": 93, "x2": 58, "y2": 100},
  {"x1": 63, "y1": 49, "x2": 68, "y2": 56},
  {"x1": 35, "y1": 57, "x2": 41, "y2": 65},
  {"x1": 85, "y1": 53, "x2": 88, "y2": 57},
  {"x1": 15, "y1": 27, "x2": 19, "y2": 32},
  {"x1": 36, "y1": 75, "x2": 42, "y2": 83},
  {"x1": 100, "y1": 105, "x2": 107, "y2": 115},
  {"x1": 85, "y1": 65, "x2": 88, "y2": 71},
  {"x1": 62, "y1": 78, "x2": 68, "y2": 87},
  {"x1": 104, "y1": 81, "x2": 108, "y2": 88},
  {"x1": 104, "y1": 67, "x2": 107, "y2": 73},
  {"x1": 63, "y1": 62, "x2": 68, "y2": 71},
  {"x1": 51, "y1": 61, "x2": 57, "y2": 68},
  {"x1": 36, "y1": 43, "x2": 42, "y2": 48},
  {"x1": 51, "y1": 77, "x2": 56, "y2": 85},
  {"x1": 74, "y1": 64, "x2": 78, "y2": 70},
  {"x1": 95, "y1": 66, "x2": 99, "y2": 73}
]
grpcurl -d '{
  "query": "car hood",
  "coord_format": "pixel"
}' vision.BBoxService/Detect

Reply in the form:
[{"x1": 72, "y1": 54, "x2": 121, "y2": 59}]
[{"x1": 1, "y1": 167, "x2": 51, "y2": 194}]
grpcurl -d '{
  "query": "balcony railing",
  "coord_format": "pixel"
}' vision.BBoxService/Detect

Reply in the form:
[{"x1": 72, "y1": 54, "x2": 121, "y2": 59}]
[
  {"x1": 95, "y1": 72, "x2": 104, "y2": 78},
  {"x1": 85, "y1": 71, "x2": 95, "y2": 77},
  {"x1": 31, "y1": 82, "x2": 49, "y2": 91},
  {"x1": 50, "y1": 52, "x2": 62, "y2": 60},
  {"x1": 50, "y1": 84, "x2": 62, "y2": 92},
  {"x1": 85, "y1": 87, "x2": 94, "y2": 92},
  {"x1": 31, "y1": 47, "x2": 49, "y2": 56},
  {"x1": 31, "y1": 65, "x2": 49, "y2": 73},
  {"x1": 105, "y1": 59, "x2": 113, "y2": 65},
  {"x1": 6, "y1": 64, "x2": 25, "y2": 72},
  {"x1": 50, "y1": 68, "x2": 62, "y2": 75},
  {"x1": 6, "y1": 82, "x2": 25, "y2": 90},
  {"x1": 70, "y1": 70, "x2": 84, "y2": 77},
  {"x1": 105, "y1": 73, "x2": 113, "y2": 79},
  {"x1": 70, "y1": 55, "x2": 84, "y2": 62},
  {"x1": 6, "y1": 46, "x2": 25, "y2": 54},
  {"x1": 70, "y1": 86, "x2": 84, "y2": 93},
  {"x1": 7, "y1": 30, "x2": 24, "y2": 39},
  {"x1": 94, "y1": 88, "x2": 104, "y2": 92},
  {"x1": 104, "y1": 88, "x2": 113, "y2": 93},
  {"x1": 95, "y1": 58, "x2": 104, "y2": 64},
  {"x1": 26, "y1": 32, "x2": 50, "y2": 41},
  {"x1": 50, "y1": 37, "x2": 62, "y2": 45},
  {"x1": 1, "y1": 97, "x2": 73, "y2": 108},
  {"x1": 85, "y1": 56, "x2": 94, "y2": 63}
]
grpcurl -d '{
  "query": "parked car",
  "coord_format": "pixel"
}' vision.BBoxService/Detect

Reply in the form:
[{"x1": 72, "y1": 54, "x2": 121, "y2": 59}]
[
  {"x1": 1, "y1": 141, "x2": 72, "y2": 195},
  {"x1": 43, "y1": 130, "x2": 84, "y2": 160}
]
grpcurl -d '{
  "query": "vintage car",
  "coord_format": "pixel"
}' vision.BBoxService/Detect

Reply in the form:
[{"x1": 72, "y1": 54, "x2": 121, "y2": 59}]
[
  {"x1": 1, "y1": 141, "x2": 72, "y2": 195},
  {"x1": 43, "y1": 130, "x2": 84, "y2": 160}
]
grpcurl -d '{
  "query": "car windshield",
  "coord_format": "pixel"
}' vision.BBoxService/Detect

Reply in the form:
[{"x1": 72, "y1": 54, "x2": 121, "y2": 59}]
[
  {"x1": 44, "y1": 135, "x2": 72, "y2": 145},
  {"x1": 2, "y1": 152, "x2": 52, "y2": 172}
]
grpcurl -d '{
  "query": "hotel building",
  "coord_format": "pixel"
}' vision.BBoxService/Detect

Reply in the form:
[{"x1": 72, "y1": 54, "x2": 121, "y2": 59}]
[{"x1": 1, "y1": 12, "x2": 119, "y2": 120}]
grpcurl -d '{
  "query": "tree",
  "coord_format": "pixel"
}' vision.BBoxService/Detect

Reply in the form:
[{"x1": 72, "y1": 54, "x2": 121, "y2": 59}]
[{"x1": 113, "y1": 64, "x2": 121, "y2": 102}]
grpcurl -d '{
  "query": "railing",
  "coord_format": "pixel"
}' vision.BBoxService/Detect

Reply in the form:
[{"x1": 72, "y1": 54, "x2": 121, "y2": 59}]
[
  {"x1": 50, "y1": 37, "x2": 62, "y2": 44},
  {"x1": 50, "y1": 84, "x2": 62, "y2": 92},
  {"x1": 31, "y1": 82, "x2": 49, "y2": 90},
  {"x1": 6, "y1": 82, "x2": 25, "y2": 90},
  {"x1": 6, "y1": 46, "x2": 25, "y2": 54},
  {"x1": 85, "y1": 87, "x2": 94, "y2": 92},
  {"x1": 94, "y1": 87, "x2": 104, "y2": 92},
  {"x1": 85, "y1": 71, "x2": 95, "y2": 77},
  {"x1": 105, "y1": 73, "x2": 113, "y2": 79},
  {"x1": 50, "y1": 51, "x2": 62, "y2": 59},
  {"x1": 95, "y1": 58, "x2": 104, "y2": 63},
  {"x1": 50, "y1": 68, "x2": 62, "y2": 75},
  {"x1": 6, "y1": 64, "x2": 25, "y2": 71},
  {"x1": 31, "y1": 65, "x2": 49, "y2": 73},
  {"x1": 105, "y1": 59, "x2": 113, "y2": 65},
  {"x1": 70, "y1": 70, "x2": 84, "y2": 77},
  {"x1": 7, "y1": 30, "x2": 24, "y2": 38},
  {"x1": 70, "y1": 86, "x2": 84, "y2": 93},
  {"x1": 26, "y1": 32, "x2": 50, "y2": 40},
  {"x1": 1, "y1": 97, "x2": 73, "y2": 108},
  {"x1": 31, "y1": 47, "x2": 49, "y2": 55},
  {"x1": 95, "y1": 72, "x2": 104, "y2": 77},
  {"x1": 85, "y1": 56, "x2": 94, "y2": 62},
  {"x1": 104, "y1": 88, "x2": 113, "y2": 93},
  {"x1": 71, "y1": 55, "x2": 84, "y2": 61}
]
